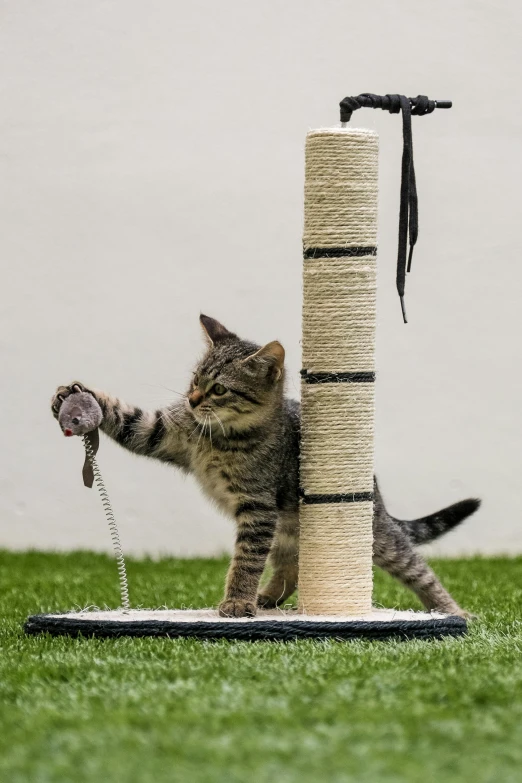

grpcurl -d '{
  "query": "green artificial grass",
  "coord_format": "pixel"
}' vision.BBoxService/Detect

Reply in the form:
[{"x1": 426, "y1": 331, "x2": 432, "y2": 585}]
[{"x1": 1, "y1": 552, "x2": 522, "y2": 783}]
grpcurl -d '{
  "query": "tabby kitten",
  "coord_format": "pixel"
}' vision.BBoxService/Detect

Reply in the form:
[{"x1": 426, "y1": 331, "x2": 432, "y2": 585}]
[{"x1": 51, "y1": 314, "x2": 480, "y2": 618}]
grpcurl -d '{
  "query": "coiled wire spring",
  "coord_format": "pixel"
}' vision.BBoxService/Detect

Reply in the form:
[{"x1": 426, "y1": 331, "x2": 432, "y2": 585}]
[{"x1": 83, "y1": 434, "x2": 130, "y2": 612}]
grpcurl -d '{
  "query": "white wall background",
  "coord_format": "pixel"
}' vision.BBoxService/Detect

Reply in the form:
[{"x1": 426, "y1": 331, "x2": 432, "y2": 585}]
[{"x1": 1, "y1": 0, "x2": 520, "y2": 557}]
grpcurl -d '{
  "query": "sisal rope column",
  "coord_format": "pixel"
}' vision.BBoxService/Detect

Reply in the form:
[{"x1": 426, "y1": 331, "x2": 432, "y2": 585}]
[{"x1": 298, "y1": 128, "x2": 378, "y2": 615}]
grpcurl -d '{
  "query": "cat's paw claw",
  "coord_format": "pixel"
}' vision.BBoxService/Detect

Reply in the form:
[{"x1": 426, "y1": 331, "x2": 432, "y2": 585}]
[
  {"x1": 51, "y1": 382, "x2": 86, "y2": 417},
  {"x1": 218, "y1": 599, "x2": 257, "y2": 618}
]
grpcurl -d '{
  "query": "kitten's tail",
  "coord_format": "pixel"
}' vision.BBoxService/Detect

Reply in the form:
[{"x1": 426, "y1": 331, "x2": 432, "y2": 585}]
[{"x1": 395, "y1": 498, "x2": 481, "y2": 545}]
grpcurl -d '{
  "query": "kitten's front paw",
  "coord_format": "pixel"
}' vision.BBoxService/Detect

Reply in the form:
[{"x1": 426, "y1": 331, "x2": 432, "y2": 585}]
[
  {"x1": 51, "y1": 382, "x2": 87, "y2": 418},
  {"x1": 218, "y1": 599, "x2": 257, "y2": 618}
]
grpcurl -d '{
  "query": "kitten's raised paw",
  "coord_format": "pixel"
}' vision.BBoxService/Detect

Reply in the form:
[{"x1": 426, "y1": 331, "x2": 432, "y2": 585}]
[
  {"x1": 51, "y1": 382, "x2": 86, "y2": 417},
  {"x1": 218, "y1": 599, "x2": 257, "y2": 618}
]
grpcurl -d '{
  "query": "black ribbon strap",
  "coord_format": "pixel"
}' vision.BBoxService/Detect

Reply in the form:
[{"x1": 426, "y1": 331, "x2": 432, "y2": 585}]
[{"x1": 339, "y1": 94, "x2": 452, "y2": 323}]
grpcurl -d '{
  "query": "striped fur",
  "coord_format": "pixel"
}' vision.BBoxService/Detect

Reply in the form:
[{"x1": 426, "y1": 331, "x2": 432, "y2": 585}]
[{"x1": 51, "y1": 316, "x2": 480, "y2": 618}]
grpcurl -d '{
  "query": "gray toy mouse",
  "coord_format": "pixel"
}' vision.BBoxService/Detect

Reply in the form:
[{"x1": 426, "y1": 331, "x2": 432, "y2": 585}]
[{"x1": 58, "y1": 390, "x2": 103, "y2": 488}]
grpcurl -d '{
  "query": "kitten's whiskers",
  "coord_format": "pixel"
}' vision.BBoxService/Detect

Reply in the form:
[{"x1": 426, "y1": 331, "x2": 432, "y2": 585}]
[
  {"x1": 162, "y1": 407, "x2": 184, "y2": 429},
  {"x1": 143, "y1": 383, "x2": 188, "y2": 400},
  {"x1": 197, "y1": 416, "x2": 209, "y2": 448},
  {"x1": 212, "y1": 411, "x2": 227, "y2": 437},
  {"x1": 187, "y1": 420, "x2": 203, "y2": 440}
]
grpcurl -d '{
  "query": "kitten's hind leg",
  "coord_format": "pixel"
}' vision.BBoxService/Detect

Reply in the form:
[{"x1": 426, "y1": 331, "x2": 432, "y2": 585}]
[
  {"x1": 257, "y1": 516, "x2": 299, "y2": 608},
  {"x1": 257, "y1": 565, "x2": 298, "y2": 608},
  {"x1": 373, "y1": 520, "x2": 472, "y2": 618}
]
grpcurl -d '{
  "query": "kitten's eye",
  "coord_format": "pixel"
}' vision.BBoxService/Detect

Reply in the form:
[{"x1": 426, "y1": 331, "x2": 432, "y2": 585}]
[
  {"x1": 193, "y1": 375, "x2": 199, "y2": 387},
  {"x1": 212, "y1": 383, "x2": 227, "y2": 396}
]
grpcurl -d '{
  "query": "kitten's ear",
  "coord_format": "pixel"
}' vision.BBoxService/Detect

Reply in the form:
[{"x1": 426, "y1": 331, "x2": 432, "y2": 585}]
[
  {"x1": 199, "y1": 314, "x2": 236, "y2": 346},
  {"x1": 242, "y1": 341, "x2": 285, "y2": 382}
]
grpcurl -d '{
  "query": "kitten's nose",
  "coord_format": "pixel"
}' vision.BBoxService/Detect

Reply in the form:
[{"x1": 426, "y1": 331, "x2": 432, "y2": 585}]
[
  {"x1": 189, "y1": 390, "x2": 204, "y2": 408},
  {"x1": 72, "y1": 417, "x2": 80, "y2": 425}
]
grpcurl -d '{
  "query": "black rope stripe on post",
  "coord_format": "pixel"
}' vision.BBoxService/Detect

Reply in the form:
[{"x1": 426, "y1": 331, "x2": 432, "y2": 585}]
[{"x1": 339, "y1": 94, "x2": 452, "y2": 323}]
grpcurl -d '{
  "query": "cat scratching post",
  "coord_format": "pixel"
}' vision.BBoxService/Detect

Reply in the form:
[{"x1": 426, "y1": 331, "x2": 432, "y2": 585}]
[
  {"x1": 299, "y1": 129, "x2": 377, "y2": 616},
  {"x1": 25, "y1": 95, "x2": 467, "y2": 642}
]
